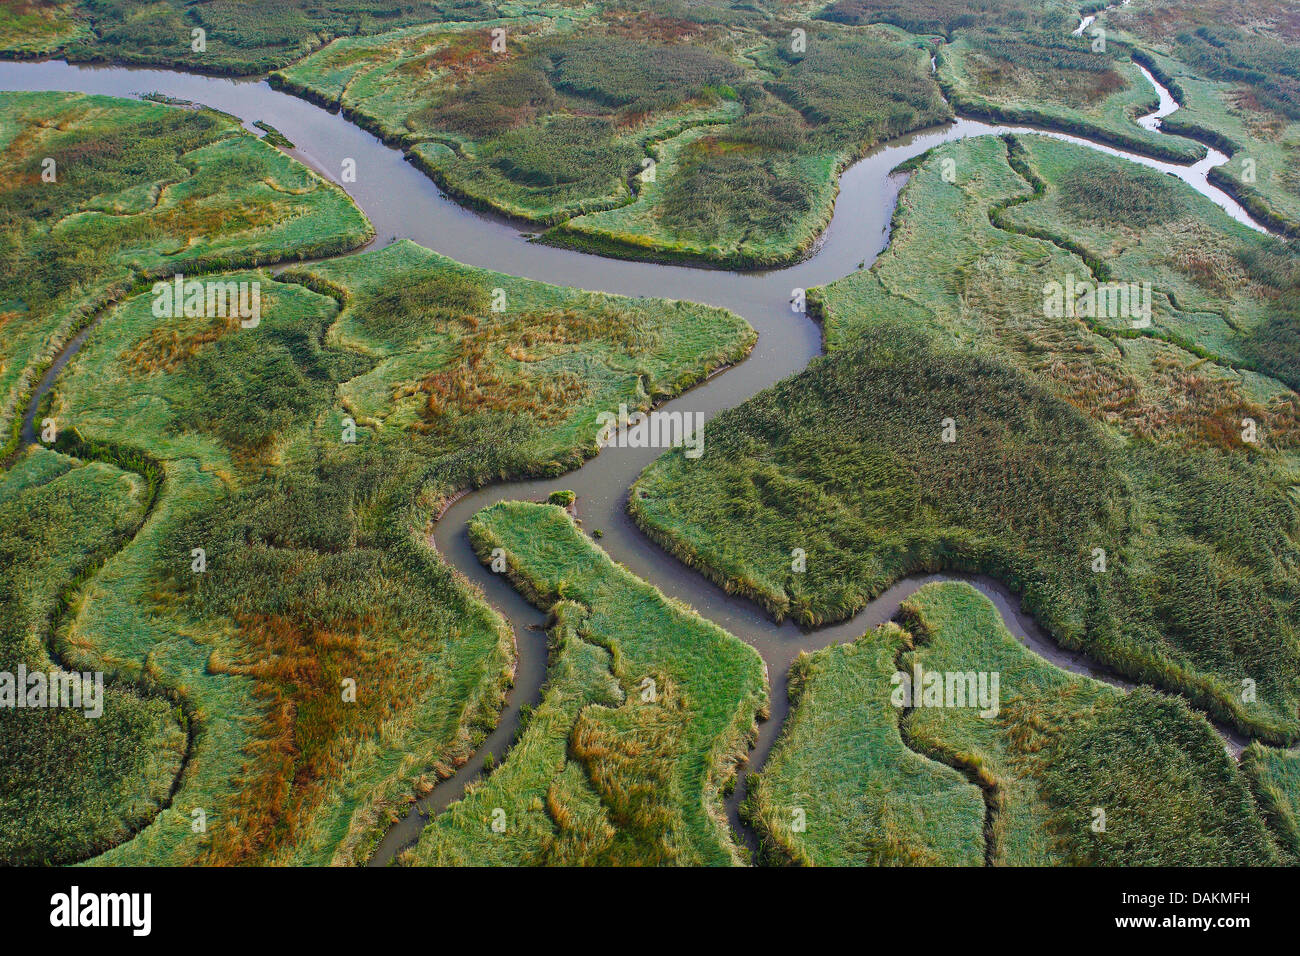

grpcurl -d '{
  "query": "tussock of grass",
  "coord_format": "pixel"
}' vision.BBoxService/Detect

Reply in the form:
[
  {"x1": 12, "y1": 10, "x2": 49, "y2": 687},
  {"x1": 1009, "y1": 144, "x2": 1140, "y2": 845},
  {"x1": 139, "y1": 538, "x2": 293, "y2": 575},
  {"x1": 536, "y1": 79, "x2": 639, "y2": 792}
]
[
  {"x1": 1241, "y1": 743, "x2": 1300, "y2": 860},
  {"x1": 1055, "y1": 158, "x2": 1189, "y2": 227}
]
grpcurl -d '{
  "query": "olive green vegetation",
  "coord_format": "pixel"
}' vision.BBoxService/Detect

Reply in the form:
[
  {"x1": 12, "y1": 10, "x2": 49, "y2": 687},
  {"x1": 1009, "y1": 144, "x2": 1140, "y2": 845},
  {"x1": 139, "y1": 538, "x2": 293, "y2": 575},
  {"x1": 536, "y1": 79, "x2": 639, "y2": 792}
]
[
  {"x1": 995, "y1": 135, "x2": 1297, "y2": 377},
  {"x1": 1236, "y1": 241, "x2": 1300, "y2": 393},
  {"x1": 1241, "y1": 743, "x2": 1300, "y2": 861},
  {"x1": 1116, "y1": 0, "x2": 1300, "y2": 122},
  {"x1": 271, "y1": 12, "x2": 735, "y2": 223},
  {"x1": 818, "y1": 0, "x2": 1050, "y2": 35},
  {"x1": 252, "y1": 120, "x2": 294, "y2": 149},
  {"x1": 5, "y1": 0, "x2": 1292, "y2": 249},
  {"x1": 1109, "y1": 0, "x2": 1300, "y2": 236},
  {"x1": 936, "y1": 23, "x2": 1202, "y2": 162},
  {"x1": 896, "y1": 583, "x2": 1280, "y2": 865},
  {"x1": 817, "y1": 0, "x2": 1203, "y2": 163},
  {"x1": 830, "y1": 133, "x2": 1297, "y2": 451},
  {"x1": 633, "y1": 134, "x2": 1300, "y2": 743},
  {"x1": 745, "y1": 619, "x2": 986, "y2": 866},
  {"x1": 3, "y1": 0, "x2": 1296, "y2": 870},
  {"x1": 282, "y1": 239, "x2": 755, "y2": 476},
  {"x1": 31, "y1": 274, "x2": 511, "y2": 866},
  {"x1": 0, "y1": 446, "x2": 187, "y2": 865},
  {"x1": 0, "y1": 90, "x2": 373, "y2": 462},
  {"x1": 34, "y1": 237, "x2": 750, "y2": 865},
  {"x1": 274, "y1": 15, "x2": 949, "y2": 265},
  {"x1": 0, "y1": 0, "x2": 87, "y2": 53},
  {"x1": 548, "y1": 25, "x2": 950, "y2": 266},
  {"x1": 405, "y1": 500, "x2": 767, "y2": 866},
  {"x1": 0, "y1": 0, "x2": 501, "y2": 73},
  {"x1": 750, "y1": 581, "x2": 1283, "y2": 865}
]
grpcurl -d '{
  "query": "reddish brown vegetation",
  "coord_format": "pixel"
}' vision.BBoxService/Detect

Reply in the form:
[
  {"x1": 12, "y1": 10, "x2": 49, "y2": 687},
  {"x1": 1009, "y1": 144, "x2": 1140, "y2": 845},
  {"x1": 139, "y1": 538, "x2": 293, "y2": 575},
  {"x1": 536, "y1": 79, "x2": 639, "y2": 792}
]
[{"x1": 202, "y1": 611, "x2": 406, "y2": 864}]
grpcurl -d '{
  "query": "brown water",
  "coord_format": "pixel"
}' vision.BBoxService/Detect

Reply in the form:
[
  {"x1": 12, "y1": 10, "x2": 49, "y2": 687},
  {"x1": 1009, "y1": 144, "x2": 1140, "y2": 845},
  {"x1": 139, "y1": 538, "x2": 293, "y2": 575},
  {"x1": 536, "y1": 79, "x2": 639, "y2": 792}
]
[{"x1": 0, "y1": 58, "x2": 1266, "y2": 866}]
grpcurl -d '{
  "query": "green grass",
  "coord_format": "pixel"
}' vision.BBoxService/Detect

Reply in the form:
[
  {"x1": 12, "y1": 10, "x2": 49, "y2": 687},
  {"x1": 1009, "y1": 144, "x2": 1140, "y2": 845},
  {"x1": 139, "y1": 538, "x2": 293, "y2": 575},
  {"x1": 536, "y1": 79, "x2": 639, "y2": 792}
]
[
  {"x1": 40, "y1": 269, "x2": 519, "y2": 865},
  {"x1": 542, "y1": 123, "x2": 839, "y2": 267},
  {"x1": 1105, "y1": 0, "x2": 1300, "y2": 235},
  {"x1": 276, "y1": 16, "x2": 949, "y2": 265},
  {"x1": 815, "y1": 133, "x2": 1297, "y2": 433},
  {"x1": 4, "y1": 0, "x2": 1296, "y2": 870},
  {"x1": 818, "y1": 0, "x2": 1054, "y2": 35},
  {"x1": 995, "y1": 135, "x2": 1293, "y2": 373},
  {"x1": 0, "y1": 446, "x2": 186, "y2": 865},
  {"x1": 37, "y1": 271, "x2": 511, "y2": 865},
  {"x1": 1236, "y1": 240, "x2": 1300, "y2": 392},
  {"x1": 937, "y1": 29, "x2": 1201, "y2": 162},
  {"x1": 750, "y1": 580, "x2": 1283, "y2": 865},
  {"x1": 4, "y1": 0, "x2": 503, "y2": 74},
  {"x1": 284, "y1": 239, "x2": 755, "y2": 480},
  {"x1": 405, "y1": 500, "x2": 767, "y2": 866},
  {"x1": 1126, "y1": 46, "x2": 1300, "y2": 237},
  {"x1": 763, "y1": 28, "x2": 949, "y2": 153},
  {"x1": 632, "y1": 138, "x2": 1300, "y2": 740},
  {"x1": 0, "y1": 90, "x2": 372, "y2": 462},
  {"x1": 0, "y1": 0, "x2": 87, "y2": 54},
  {"x1": 35, "y1": 236, "x2": 751, "y2": 864},
  {"x1": 1241, "y1": 743, "x2": 1300, "y2": 860},
  {"x1": 818, "y1": 0, "x2": 1204, "y2": 163},
  {"x1": 898, "y1": 582, "x2": 1280, "y2": 865},
  {"x1": 270, "y1": 14, "x2": 728, "y2": 225},
  {"x1": 746, "y1": 620, "x2": 985, "y2": 865},
  {"x1": 546, "y1": 26, "x2": 950, "y2": 266},
  {"x1": 1114, "y1": 0, "x2": 1300, "y2": 120}
]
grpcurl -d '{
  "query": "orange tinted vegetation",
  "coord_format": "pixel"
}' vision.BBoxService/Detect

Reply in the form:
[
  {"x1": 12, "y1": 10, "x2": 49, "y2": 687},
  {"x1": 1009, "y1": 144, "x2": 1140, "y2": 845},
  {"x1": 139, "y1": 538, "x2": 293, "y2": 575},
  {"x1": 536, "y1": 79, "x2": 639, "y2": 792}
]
[
  {"x1": 417, "y1": 342, "x2": 590, "y2": 427},
  {"x1": 1148, "y1": 356, "x2": 1300, "y2": 449},
  {"x1": 1016, "y1": 330, "x2": 1299, "y2": 450},
  {"x1": 1227, "y1": 88, "x2": 1291, "y2": 138},
  {"x1": 124, "y1": 314, "x2": 242, "y2": 376},
  {"x1": 150, "y1": 195, "x2": 287, "y2": 236},
  {"x1": 958, "y1": 253, "x2": 1299, "y2": 450},
  {"x1": 967, "y1": 54, "x2": 1125, "y2": 107},
  {"x1": 409, "y1": 31, "x2": 501, "y2": 78},
  {"x1": 567, "y1": 679, "x2": 690, "y2": 865},
  {"x1": 407, "y1": 305, "x2": 650, "y2": 429},
  {"x1": 1087, "y1": 69, "x2": 1125, "y2": 101},
  {"x1": 601, "y1": 11, "x2": 709, "y2": 43},
  {"x1": 203, "y1": 611, "x2": 405, "y2": 863}
]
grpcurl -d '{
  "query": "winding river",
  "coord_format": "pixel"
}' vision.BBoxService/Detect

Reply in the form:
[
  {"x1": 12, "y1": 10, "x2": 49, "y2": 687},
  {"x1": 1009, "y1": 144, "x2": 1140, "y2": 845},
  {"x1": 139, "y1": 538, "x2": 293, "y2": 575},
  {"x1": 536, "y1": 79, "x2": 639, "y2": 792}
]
[{"x1": 0, "y1": 44, "x2": 1271, "y2": 865}]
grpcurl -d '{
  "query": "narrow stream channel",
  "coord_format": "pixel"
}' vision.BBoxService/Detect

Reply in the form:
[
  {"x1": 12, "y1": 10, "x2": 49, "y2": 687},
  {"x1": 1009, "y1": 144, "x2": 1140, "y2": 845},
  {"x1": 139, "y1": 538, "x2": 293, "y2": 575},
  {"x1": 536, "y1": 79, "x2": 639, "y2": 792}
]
[{"x1": 0, "y1": 46, "x2": 1272, "y2": 865}]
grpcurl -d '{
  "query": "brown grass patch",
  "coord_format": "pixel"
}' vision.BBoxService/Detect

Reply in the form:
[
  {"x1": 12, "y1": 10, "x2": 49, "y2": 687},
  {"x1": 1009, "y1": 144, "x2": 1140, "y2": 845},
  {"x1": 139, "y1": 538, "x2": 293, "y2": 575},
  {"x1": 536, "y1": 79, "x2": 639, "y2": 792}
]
[
  {"x1": 123, "y1": 313, "x2": 241, "y2": 376},
  {"x1": 403, "y1": 305, "x2": 653, "y2": 430},
  {"x1": 201, "y1": 610, "x2": 408, "y2": 864},
  {"x1": 567, "y1": 676, "x2": 691, "y2": 865},
  {"x1": 403, "y1": 31, "x2": 502, "y2": 79},
  {"x1": 600, "y1": 11, "x2": 709, "y2": 43}
]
